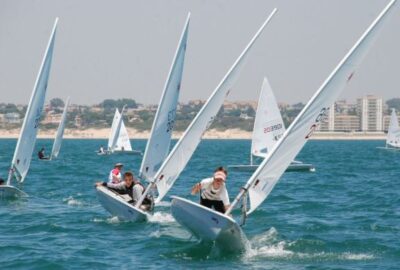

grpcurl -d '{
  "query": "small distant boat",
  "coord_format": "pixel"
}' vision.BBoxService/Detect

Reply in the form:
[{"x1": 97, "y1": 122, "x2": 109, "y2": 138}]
[
  {"x1": 96, "y1": 13, "x2": 191, "y2": 221},
  {"x1": 171, "y1": 1, "x2": 396, "y2": 252},
  {"x1": 98, "y1": 107, "x2": 141, "y2": 155},
  {"x1": 378, "y1": 108, "x2": 400, "y2": 150},
  {"x1": 228, "y1": 77, "x2": 314, "y2": 173},
  {"x1": 48, "y1": 97, "x2": 70, "y2": 160},
  {"x1": 0, "y1": 18, "x2": 58, "y2": 199}
]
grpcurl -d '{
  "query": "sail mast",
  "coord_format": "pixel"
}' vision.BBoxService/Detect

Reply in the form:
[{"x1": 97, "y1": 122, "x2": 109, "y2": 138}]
[
  {"x1": 226, "y1": 0, "x2": 397, "y2": 215},
  {"x1": 50, "y1": 97, "x2": 70, "y2": 160},
  {"x1": 7, "y1": 18, "x2": 59, "y2": 185},
  {"x1": 139, "y1": 13, "x2": 190, "y2": 181},
  {"x1": 135, "y1": 9, "x2": 278, "y2": 207}
]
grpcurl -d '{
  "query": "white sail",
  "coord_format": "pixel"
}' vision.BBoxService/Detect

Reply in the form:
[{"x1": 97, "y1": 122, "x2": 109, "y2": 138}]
[
  {"x1": 251, "y1": 77, "x2": 285, "y2": 158},
  {"x1": 140, "y1": 13, "x2": 190, "y2": 181},
  {"x1": 148, "y1": 9, "x2": 278, "y2": 204},
  {"x1": 8, "y1": 18, "x2": 58, "y2": 184},
  {"x1": 386, "y1": 109, "x2": 400, "y2": 148},
  {"x1": 226, "y1": 0, "x2": 396, "y2": 215},
  {"x1": 115, "y1": 120, "x2": 133, "y2": 151},
  {"x1": 107, "y1": 109, "x2": 120, "y2": 151},
  {"x1": 50, "y1": 97, "x2": 70, "y2": 159}
]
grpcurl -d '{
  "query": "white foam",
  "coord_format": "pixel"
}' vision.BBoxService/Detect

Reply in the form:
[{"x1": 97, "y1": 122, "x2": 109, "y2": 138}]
[
  {"x1": 63, "y1": 196, "x2": 83, "y2": 206},
  {"x1": 92, "y1": 216, "x2": 121, "y2": 224},
  {"x1": 147, "y1": 212, "x2": 175, "y2": 223},
  {"x1": 244, "y1": 228, "x2": 376, "y2": 262},
  {"x1": 339, "y1": 252, "x2": 375, "y2": 260},
  {"x1": 149, "y1": 230, "x2": 161, "y2": 238},
  {"x1": 155, "y1": 201, "x2": 171, "y2": 207}
]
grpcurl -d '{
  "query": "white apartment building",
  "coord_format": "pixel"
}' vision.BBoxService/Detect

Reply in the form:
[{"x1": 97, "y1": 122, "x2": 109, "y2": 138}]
[{"x1": 357, "y1": 95, "x2": 383, "y2": 131}]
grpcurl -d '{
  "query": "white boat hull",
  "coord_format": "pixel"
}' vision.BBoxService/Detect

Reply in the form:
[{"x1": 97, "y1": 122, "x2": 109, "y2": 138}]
[
  {"x1": 377, "y1": 146, "x2": 400, "y2": 151},
  {"x1": 112, "y1": 149, "x2": 142, "y2": 155},
  {"x1": 229, "y1": 160, "x2": 315, "y2": 172},
  {"x1": 171, "y1": 196, "x2": 248, "y2": 252},
  {"x1": 96, "y1": 186, "x2": 147, "y2": 222},
  {"x1": 0, "y1": 185, "x2": 28, "y2": 199},
  {"x1": 97, "y1": 150, "x2": 142, "y2": 156}
]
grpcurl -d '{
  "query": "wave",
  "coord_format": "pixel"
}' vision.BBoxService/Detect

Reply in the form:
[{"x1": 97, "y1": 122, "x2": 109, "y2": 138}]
[
  {"x1": 63, "y1": 196, "x2": 84, "y2": 206},
  {"x1": 244, "y1": 228, "x2": 375, "y2": 261},
  {"x1": 155, "y1": 201, "x2": 171, "y2": 207},
  {"x1": 92, "y1": 216, "x2": 121, "y2": 224},
  {"x1": 147, "y1": 212, "x2": 175, "y2": 223}
]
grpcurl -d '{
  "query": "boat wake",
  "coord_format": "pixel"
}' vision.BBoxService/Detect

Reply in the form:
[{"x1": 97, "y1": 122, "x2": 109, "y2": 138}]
[
  {"x1": 92, "y1": 216, "x2": 121, "y2": 224},
  {"x1": 147, "y1": 211, "x2": 175, "y2": 224},
  {"x1": 244, "y1": 228, "x2": 375, "y2": 261},
  {"x1": 155, "y1": 201, "x2": 171, "y2": 207}
]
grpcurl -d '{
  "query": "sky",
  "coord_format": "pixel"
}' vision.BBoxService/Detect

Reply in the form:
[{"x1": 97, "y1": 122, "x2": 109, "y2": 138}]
[{"x1": 0, "y1": 0, "x2": 398, "y2": 106}]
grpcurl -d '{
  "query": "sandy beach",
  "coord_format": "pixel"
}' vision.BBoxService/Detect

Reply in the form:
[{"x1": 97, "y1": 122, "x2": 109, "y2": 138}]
[{"x1": 0, "y1": 128, "x2": 386, "y2": 140}]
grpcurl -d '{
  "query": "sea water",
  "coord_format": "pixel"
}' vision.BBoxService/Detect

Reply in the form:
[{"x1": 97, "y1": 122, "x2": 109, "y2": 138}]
[{"x1": 0, "y1": 139, "x2": 399, "y2": 269}]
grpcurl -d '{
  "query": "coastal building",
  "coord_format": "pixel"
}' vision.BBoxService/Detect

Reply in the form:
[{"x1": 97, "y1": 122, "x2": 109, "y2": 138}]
[
  {"x1": 383, "y1": 112, "x2": 400, "y2": 131},
  {"x1": 357, "y1": 95, "x2": 383, "y2": 131},
  {"x1": 334, "y1": 115, "x2": 360, "y2": 131},
  {"x1": 5, "y1": 112, "x2": 21, "y2": 124},
  {"x1": 239, "y1": 112, "x2": 253, "y2": 120},
  {"x1": 317, "y1": 104, "x2": 334, "y2": 131},
  {"x1": 42, "y1": 113, "x2": 62, "y2": 125},
  {"x1": 317, "y1": 101, "x2": 360, "y2": 132}
]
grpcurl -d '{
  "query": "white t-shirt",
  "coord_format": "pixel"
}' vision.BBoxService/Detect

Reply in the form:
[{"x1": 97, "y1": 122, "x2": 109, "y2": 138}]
[
  {"x1": 132, "y1": 184, "x2": 144, "y2": 202},
  {"x1": 200, "y1": 177, "x2": 230, "y2": 206}
]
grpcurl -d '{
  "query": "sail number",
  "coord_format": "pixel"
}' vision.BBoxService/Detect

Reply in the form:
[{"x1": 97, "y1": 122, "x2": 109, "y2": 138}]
[
  {"x1": 33, "y1": 108, "x2": 42, "y2": 128},
  {"x1": 305, "y1": 107, "x2": 328, "y2": 139},
  {"x1": 166, "y1": 109, "x2": 176, "y2": 133},
  {"x1": 264, "y1": 123, "x2": 283, "y2": 133}
]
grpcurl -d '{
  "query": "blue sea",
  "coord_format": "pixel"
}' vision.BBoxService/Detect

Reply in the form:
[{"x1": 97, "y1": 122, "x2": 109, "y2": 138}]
[{"x1": 0, "y1": 139, "x2": 399, "y2": 269}]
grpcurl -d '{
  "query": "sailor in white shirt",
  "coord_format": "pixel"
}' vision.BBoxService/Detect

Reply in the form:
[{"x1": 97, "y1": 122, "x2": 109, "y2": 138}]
[{"x1": 191, "y1": 167, "x2": 230, "y2": 214}]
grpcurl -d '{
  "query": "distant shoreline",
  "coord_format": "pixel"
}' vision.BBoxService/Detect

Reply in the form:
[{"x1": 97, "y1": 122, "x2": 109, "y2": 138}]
[{"x1": 0, "y1": 128, "x2": 386, "y2": 140}]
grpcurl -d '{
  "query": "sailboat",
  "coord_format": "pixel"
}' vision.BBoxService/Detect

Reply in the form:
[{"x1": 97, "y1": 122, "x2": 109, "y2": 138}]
[
  {"x1": 170, "y1": 0, "x2": 396, "y2": 252},
  {"x1": 96, "y1": 9, "x2": 277, "y2": 221},
  {"x1": 99, "y1": 107, "x2": 141, "y2": 155},
  {"x1": 228, "y1": 77, "x2": 315, "y2": 172},
  {"x1": 0, "y1": 18, "x2": 59, "y2": 199},
  {"x1": 379, "y1": 108, "x2": 400, "y2": 150},
  {"x1": 48, "y1": 97, "x2": 70, "y2": 160},
  {"x1": 96, "y1": 13, "x2": 191, "y2": 220}
]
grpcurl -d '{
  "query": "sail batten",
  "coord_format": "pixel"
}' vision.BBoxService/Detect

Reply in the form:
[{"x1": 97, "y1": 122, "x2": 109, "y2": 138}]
[
  {"x1": 8, "y1": 18, "x2": 59, "y2": 184},
  {"x1": 50, "y1": 97, "x2": 70, "y2": 159},
  {"x1": 140, "y1": 13, "x2": 190, "y2": 182}
]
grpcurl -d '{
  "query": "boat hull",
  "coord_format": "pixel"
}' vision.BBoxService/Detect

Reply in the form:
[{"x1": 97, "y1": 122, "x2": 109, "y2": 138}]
[
  {"x1": 97, "y1": 150, "x2": 142, "y2": 156},
  {"x1": 112, "y1": 150, "x2": 142, "y2": 155},
  {"x1": 171, "y1": 196, "x2": 247, "y2": 252},
  {"x1": 96, "y1": 186, "x2": 147, "y2": 222},
  {"x1": 229, "y1": 160, "x2": 315, "y2": 172},
  {"x1": 377, "y1": 146, "x2": 400, "y2": 151},
  {"x1": 0, "y1": 185, "x2": 28, "y2": 199}
]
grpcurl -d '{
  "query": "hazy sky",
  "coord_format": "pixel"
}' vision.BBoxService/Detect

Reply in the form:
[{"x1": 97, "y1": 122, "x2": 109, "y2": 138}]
[{"x1": 0, "y1": 0, "x2": 398, "y2": 105}]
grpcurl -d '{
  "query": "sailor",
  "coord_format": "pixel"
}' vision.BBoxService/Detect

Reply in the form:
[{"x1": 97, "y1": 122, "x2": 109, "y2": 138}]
[
  {"x1": 0, "y1": 178, "x2": 5, "y2": 185},
  {"x1": 98, "y1": 146, "x2": 105, "y2": 154},
  {"x1": 108, "y1": 163, "x2": 123, "y2": 183},
  {"x1": 191, "y1": 166, "x2": 230, "y2": 214},
  {"x1": 38, "y1": 148, "x2": 49, "y2": 160},
  {"x1": 96, "y1": 171, "x2": 150, "y2": 210}
]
